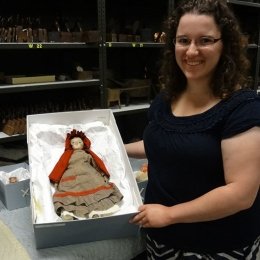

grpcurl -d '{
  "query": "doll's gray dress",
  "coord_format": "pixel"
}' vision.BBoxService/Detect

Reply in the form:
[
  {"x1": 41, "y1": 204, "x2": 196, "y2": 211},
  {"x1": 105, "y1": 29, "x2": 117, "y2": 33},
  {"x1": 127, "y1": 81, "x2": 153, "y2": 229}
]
[{"x1": 53, "y1": 149, "x2": 123, "y2": 218}]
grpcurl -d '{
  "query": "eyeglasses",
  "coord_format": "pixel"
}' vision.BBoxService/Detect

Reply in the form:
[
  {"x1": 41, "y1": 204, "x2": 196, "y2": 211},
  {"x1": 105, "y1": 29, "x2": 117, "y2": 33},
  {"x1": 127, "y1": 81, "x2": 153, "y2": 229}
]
[{"x1": 173, "y1": 36, "x2": 222, "y2": 48}]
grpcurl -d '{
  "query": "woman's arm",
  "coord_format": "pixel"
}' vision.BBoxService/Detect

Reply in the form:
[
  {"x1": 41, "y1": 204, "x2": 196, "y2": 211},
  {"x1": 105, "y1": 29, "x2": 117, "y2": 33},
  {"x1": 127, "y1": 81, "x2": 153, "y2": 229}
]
[
  {"x1": 125, "y1": 140, "x2": 146, "y2": 159},
  {"x1": 131, "y1": 127, "x2": 260, "y2": 228}
]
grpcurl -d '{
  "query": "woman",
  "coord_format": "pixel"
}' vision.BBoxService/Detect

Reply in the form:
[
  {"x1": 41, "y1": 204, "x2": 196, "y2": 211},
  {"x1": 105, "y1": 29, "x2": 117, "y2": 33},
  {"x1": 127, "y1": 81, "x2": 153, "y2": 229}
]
[{"x1": 127, "y1": 0, "x2": 260, "y2": 259}]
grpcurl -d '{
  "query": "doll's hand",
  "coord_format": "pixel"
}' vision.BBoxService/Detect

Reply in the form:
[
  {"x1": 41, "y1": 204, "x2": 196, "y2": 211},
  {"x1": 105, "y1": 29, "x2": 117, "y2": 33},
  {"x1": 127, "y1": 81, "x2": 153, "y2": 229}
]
[{"x1": 129, "y1": 204, "x2": 172, "y2": 228}]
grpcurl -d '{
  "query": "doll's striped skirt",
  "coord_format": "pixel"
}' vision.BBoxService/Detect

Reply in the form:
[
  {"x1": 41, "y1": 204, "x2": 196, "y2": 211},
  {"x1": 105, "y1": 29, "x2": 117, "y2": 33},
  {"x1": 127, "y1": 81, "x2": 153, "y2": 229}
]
[{"x1": 145, "y1": 234, "x2": 260, "y2": 260}]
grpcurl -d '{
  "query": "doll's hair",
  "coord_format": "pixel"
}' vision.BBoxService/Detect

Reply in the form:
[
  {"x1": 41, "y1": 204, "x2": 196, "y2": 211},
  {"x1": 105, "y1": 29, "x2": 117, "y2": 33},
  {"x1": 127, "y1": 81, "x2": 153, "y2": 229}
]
[
  {"x1": 160, "y1": 0, "x2": 251, "y2": 101},
  {"x1": 68, "y1": 129, "x2": 86, "y2": 141}
]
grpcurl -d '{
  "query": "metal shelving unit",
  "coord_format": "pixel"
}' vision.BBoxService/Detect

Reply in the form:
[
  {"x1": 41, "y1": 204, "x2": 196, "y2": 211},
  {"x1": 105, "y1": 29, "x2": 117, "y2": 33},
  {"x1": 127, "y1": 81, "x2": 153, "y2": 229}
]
[
  {"x1": 0, "y1": 0, "x2": 259, "y2": 144},
  {"x1": 0, "y1": 0, "x2": 102, "y2": 143}
]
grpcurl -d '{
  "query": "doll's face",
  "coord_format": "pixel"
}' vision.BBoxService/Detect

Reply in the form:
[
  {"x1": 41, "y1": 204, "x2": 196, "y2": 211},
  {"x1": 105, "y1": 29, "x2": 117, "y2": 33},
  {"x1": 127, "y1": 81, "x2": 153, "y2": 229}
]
[{"x1": 71, "y1": 137, "x2": 84, "y2": 150}]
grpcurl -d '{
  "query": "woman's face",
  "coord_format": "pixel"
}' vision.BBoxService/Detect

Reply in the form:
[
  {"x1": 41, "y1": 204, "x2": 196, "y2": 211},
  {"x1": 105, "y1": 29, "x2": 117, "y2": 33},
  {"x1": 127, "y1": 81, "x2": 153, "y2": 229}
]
[
  {"x1": 175, "y1": 13, "x2": 223, "y2": 85},
  {"x1": 71, "y1": 137, "x2": 84, "y2": 150}
]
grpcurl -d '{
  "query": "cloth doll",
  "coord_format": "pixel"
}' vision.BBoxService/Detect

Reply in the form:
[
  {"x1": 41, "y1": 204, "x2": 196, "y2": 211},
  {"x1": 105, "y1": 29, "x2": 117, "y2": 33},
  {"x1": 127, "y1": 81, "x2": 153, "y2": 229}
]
[{"x1": 49, "y1": 129, "x2": 123, "y2": 220}]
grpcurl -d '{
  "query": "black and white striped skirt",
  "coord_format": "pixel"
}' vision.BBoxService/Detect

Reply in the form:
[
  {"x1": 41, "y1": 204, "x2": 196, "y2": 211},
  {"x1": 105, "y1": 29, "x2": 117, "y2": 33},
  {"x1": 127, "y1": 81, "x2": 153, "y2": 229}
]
[{"x1": 146, "y1": 234, "x2": 260, "y2": 260}]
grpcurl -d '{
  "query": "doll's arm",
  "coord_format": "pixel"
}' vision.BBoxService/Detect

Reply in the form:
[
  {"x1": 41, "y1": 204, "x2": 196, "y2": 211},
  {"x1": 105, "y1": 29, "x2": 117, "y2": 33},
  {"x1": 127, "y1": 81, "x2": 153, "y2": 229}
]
[
  {"x1": 87, "y1": 150, "x2": 110, "y2": 177},
  {"x1": 49, "y1": 150, "x2": 72, "y2": 183}
]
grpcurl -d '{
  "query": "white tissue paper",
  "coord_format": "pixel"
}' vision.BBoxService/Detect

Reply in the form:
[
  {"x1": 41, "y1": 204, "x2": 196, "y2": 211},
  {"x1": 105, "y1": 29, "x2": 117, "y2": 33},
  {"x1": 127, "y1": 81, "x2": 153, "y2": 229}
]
[{"x1": 28, "y1": 121, "x2": 137, "y2": 224}]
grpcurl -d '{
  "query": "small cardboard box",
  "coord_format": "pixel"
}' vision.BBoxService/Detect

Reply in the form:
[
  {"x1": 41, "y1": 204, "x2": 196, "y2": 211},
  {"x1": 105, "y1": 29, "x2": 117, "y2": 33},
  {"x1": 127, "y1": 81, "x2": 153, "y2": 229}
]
[
  {"x1": 0, "y1": 162, "x2": 30, "y2": 210},
  {"x1": 27, "y1": 109, "x2": 143, "y2": 249},
  {"x1": 5, "y1": 75, "x2": 55, "y2": 85}
]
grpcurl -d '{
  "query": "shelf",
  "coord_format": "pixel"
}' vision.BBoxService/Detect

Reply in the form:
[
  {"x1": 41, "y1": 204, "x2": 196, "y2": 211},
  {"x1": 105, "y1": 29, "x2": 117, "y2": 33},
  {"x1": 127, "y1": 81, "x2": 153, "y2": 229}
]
[
  {"x1": 0, "y1": 42, "x2": 99, "y2": 50},
  {"x1": 0, "y1": 79, "x2": 101, "y2": 94},
  {"x1": 227, "y1": 0, "x2": 260, "y2": 8},
  {"x1": 0, "y1": 133, "x2": 26, "y2": 144},
  {"x1": 106, "y1": 42, "x2": 165, "y2": 48},
  {"x1": 105, "y1": 42, "x2": 257, "y2": 49},
  {"x1": 112, "y1": 103, "x2": 150, "y2": 115},
  {"x1": 248, "y1": 43, "x2": 259, "y2": 49}
]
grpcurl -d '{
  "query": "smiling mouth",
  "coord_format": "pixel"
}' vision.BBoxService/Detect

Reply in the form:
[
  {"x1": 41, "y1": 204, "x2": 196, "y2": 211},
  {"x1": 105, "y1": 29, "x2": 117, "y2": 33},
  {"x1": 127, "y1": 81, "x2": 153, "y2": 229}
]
[{"x1": 186, "y1": 61, "x2": 203, "y2": 66}]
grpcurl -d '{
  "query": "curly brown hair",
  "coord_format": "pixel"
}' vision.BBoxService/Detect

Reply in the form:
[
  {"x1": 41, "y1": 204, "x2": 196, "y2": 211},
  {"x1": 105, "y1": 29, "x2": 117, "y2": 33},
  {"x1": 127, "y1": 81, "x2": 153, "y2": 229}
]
[{"x1": 160, "y1": 0, "x2": 251, "y2": 101}]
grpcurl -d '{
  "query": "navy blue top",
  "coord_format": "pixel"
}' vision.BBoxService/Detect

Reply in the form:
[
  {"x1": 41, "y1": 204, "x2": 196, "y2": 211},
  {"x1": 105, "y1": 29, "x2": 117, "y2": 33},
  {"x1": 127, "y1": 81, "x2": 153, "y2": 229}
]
[{"x1": 143, "y1": 89, "x2": 260, "y2": 253}]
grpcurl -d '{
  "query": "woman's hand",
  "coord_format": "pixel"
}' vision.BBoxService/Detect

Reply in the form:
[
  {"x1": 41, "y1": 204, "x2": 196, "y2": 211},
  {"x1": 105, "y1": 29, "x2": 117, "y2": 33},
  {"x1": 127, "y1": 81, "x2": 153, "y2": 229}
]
[{"x1": 129, "y1": 204, "x2": 173, "y2": 228}]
